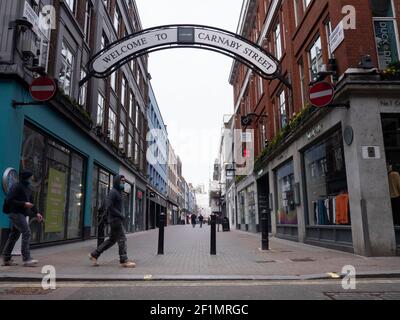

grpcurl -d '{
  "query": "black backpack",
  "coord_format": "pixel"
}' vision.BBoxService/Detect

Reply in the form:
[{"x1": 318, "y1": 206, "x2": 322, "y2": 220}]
[{"x1": 97, "y1": 199, "x2": 109, "y2": 226}]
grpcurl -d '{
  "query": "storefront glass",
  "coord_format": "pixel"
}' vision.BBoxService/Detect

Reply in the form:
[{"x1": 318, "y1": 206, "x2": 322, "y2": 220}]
[
  {"x1": 382, "y1": 115, "x2": 400, "y2": 226},
  {"x1": 275, "y1": 161, "x2": 297, "y2": 225},
  {"x1": 135, "y1": 189, "x2": 145, "y2": 231},
  {"x1": 303, "y1": 128, "x2": 350, "y2": 226},
  {"x1": 20, "y1": 124, "x2": 85, "y2": 244}
]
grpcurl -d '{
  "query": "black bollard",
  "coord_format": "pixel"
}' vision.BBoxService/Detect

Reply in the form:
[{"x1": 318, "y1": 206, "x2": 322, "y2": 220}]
[
  {"x1": 261, "y1": 209, "x2": 269, "y2": 250},
  {"x1": 158, "y1": 213, "x2": 165, "y2": 255},
  {"x1": 210, "y1": 214, "x2": 216, "y2": 255}
]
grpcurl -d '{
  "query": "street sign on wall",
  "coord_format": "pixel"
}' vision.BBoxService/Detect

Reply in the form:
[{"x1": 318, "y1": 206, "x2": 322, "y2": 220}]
[
  {"x1": 29, "y1": 77, "x2": 57, "y2": 102},
  {"x1": 308, "y1": 81, "x2": 335, "y2": 108}
]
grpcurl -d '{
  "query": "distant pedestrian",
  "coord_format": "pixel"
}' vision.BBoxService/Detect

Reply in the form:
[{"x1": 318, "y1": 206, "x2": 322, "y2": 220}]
[
  {"x1": 2, "y1": 170, "x2": 43, "y2": 267},
  {"x1": 191, "y1": 213, "x2": 197, "y2": 228},
  {"x1": 198, "y1": 214, "x2": 204, "y2": 228},
  {"x1": 89, "y1": 175, "x2": 136, "y2": 268}
]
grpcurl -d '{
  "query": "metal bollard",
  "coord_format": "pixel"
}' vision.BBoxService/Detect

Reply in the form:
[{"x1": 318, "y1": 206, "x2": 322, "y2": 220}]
[
  {"x1": 158, "y1": 213, "x2": 166, "y2": 255},
  {"x1": 210, "y1": 214, "x2": 216, "y2": 255},
  {"x1": 261, "y1": 209, "x2": 269, "y2": 250}
]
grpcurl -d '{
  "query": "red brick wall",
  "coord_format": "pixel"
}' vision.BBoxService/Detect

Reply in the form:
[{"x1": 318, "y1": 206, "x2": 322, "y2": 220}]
[{"x1": 232, "y1": 0, "x2": 400, "y2": 160}]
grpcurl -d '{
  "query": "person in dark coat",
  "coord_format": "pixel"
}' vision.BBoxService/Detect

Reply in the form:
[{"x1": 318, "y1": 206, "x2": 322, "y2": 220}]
[
  {"x1": 198, "y1": 214, "x2": 204, "y2": 228},
  {"x1": 89, "y1": 175, "x2": 136, "y2": 268},
  {"x1": 190, "y1": 213, "x2": 197, "y2": 228},
  {"x1": 2, "y1": 170, "x2": 43, "y2": 267}
]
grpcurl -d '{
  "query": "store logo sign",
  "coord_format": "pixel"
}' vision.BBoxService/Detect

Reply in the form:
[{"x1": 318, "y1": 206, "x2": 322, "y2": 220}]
[{"x1": 307, "y1": 124, "x2": 323, "y2": 140}]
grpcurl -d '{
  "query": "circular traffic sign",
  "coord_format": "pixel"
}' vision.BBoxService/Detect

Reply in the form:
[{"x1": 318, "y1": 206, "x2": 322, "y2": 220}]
[
  {"x1": 308, "y1": 81, "x2": 335, "y2": 107},
  {"x1": 29, "y1": 77, "x2": 57, "y2": 102}
]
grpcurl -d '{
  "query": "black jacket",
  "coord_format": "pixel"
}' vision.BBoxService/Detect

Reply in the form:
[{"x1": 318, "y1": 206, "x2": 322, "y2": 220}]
[
  {"x1": 6, "y1": 182, "x2": 38, "y2": 217},
  {"x1": 107, "y1": 175, "x2": 125, "y2": 223}
]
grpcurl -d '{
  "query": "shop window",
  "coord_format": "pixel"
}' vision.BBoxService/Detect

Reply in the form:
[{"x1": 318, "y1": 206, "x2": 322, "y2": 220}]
[
  {"x1": 382, "y1": 115, "x2": 400, "y2": 226},
  {"x1": 20, "y1": 124, "x2": 85, "y2": 244},
  {"x1": 275, "y1": 161, "x2": 297, "y2": 225},
  {"x1": 303, "y1": 128, "x2": 350, "y2": 226}
]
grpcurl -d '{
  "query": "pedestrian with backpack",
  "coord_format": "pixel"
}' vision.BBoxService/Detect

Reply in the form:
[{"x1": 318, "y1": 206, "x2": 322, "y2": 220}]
[
  {"x1": 2, "y1": 170, "x2": 43, "y2": 267},
  {"x1": 89, "y1": 175, "x2": 136, "y2": 268}
]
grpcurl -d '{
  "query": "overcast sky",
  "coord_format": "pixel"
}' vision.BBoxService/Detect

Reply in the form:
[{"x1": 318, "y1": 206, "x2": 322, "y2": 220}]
[{"x1": 135, "y1": 0, "x2": 243, "y2": 190}]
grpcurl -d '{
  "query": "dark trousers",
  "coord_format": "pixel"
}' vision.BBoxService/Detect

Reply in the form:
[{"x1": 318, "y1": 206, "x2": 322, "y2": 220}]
[
  {"x1": 391, "y1": 197, "x2": 400, "y2": 226},
  {"x1": 91, "y1": 220, "x2": 128, "y2": 263},
  {"x1": 199, "y1": 221, "x2": 203, "y2": 228},
  {"x1": 2, "y1": 213, "x2": 32, "y2": 262}
]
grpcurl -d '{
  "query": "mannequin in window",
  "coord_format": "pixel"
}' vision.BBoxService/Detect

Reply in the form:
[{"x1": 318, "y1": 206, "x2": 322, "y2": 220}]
[{"x1": 387, "y1": 164, "x2": 400, "y2": 226}]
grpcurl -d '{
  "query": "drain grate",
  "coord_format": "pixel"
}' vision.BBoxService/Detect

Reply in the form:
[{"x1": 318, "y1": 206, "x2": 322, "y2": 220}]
[
  {"x1": 1, "y1": 287, "x2": 54, "y2": 296},
  {"x1": 290, "y1": 258, "x2": 315, "y2": 262}
]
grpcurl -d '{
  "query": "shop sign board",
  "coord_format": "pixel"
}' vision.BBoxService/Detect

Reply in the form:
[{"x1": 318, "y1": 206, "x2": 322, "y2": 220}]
[{"x1": 45, "y1": 168, "x2": 66, "y2": 233}]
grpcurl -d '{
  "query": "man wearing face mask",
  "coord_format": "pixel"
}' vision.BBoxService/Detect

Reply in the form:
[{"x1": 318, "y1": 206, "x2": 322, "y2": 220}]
[
  {"x1": 2, "y1": 170, "x2": 43, "y2": 267},
  {"x1": 89, "y1": 175, "x2": 136, "y2": 268}
]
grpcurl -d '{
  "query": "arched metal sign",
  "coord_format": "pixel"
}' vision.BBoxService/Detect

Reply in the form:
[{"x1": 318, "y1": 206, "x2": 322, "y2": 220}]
[{"x1": 80, "y1": 25, "x2": 282, "y2": 86}]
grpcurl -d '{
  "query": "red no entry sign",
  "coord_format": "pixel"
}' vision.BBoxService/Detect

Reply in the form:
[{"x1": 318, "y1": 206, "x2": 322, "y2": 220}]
[
  {"x1": 308, "y1": 81, "x2": 335, "y2": 107},
  {"x1": 29, "y1": 77, "x2": 57, "y2": 102}
]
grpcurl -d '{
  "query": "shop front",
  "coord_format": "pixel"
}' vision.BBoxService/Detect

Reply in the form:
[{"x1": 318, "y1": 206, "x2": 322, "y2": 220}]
[
  {"x1": 236, "y1": 177, "x2": 258, "y2": 233},
  {"x1": 302, "y1": 126, "x2": 352, "y2": 251},
  {"x1": 21, "y1": 124, "x2": 86, "y2": 244},
  {"x1": 381, "y1": 114, "x2": 400, "y2": 251},
  {"x1": 254, "y1": 74, "x2": 399, "y2": 256}
]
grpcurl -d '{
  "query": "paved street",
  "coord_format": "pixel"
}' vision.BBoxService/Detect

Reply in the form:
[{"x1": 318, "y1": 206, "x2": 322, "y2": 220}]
[{"x1": 0, "y1": 224, "x2": 400, "y2": 286}]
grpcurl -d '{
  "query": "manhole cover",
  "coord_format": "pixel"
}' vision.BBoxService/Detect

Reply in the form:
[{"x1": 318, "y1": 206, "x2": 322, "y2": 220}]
[
  {"x1": 2, "y1": 287, "x2": 54, "y2": 296},
  {"x1": 290, "y1": 258, "x2": 315, "y2": 262}
]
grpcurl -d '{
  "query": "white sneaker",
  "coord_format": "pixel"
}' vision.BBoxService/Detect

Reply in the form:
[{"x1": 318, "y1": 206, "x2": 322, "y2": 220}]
[
  {"x1": 120, "y1": 261, "x2": 136, "y2": 268},
  {"x1": 88, "y1": 254, "x2": 99, "y2": 266},
  {"x1": 23, "y1": 259, "x2": 39, "y2": 267}
]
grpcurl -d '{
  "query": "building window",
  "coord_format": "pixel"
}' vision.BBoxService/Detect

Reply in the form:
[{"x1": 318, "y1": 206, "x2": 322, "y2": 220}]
[
  {"x1": 303, "y1": 128, "x2": 350, "y2": 226},
  {"x1": 84, "y1": 1, "x2": 92, "y2": 43},
  {"x1": 304, "y1": 0, "x2": 312, "y2": 9},
  {"x1": 119, "y1": 123, "x2": 126, "y2": 150},
  {"x1": 128, "y1": 134, "x2": 133, "y2": 158},
  {"x1": 258, "y1": 76, "x2": 264, "y2": 98},
  {"x1": 121, "y1": 77, "x2": 127, "y2": 108},
  {"x1": 279, "y1": 91, "x2": 287, "y2": 129},
  {"x1": 65, "y1": 0, "x2": 76, "y2": 13},
  {"x1": 101, "y1": 33, "x2": 108, "y2": 50},
  {"x1": 129, "y1": 91, "x2": 134, "y2": 119},
  {"x1": 79, "y1": 69, "x2": 87, "y2": 107},
  {"x1": 108, "y1": 109, "x2": 117, "y2": 142},
  {"x1": 309, "y1": 36, "x2": 323, "y2": 82},
  {"x1": 298, "y1": 59, "x2": 307, "y2": 109},
  {"x1": 114, "y1": 6, "x2": 121, "y2": 34},
  {"x1": 97, "y1": 93, "x2": 105, "y2": 126},
  {"x1": 110, "y1": 72, "x2": 116, "y2": 92},
  {"x1": 59, "y1": 42, "x2": 74, "y2": 96},
  {"x1": 274, "y1": 22, "x2": 283, "y2": 60},
  {"x1": 275, "y1": 161, "x2": 297, "y2": 225},
  {"x1": 135, "y1": 104, "x2": 140, "y2": 129},
  {"x1": 371, "y1": 0, "x2": 399, "y2": 69}
]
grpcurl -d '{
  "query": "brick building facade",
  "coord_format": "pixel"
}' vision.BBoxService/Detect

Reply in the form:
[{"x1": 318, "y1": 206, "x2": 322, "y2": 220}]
[{"x1": 227, "y1": 0, "x2": 400, "y2": 256}]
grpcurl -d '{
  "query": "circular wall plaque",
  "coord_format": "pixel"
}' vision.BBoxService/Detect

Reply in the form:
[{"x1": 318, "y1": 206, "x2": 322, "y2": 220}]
[
  {"x1": 344, "y1": 126, "x2": 354, "y2": 146},
  {"x1": 2, "y1": 168, "x2": 18, "y2": 194}
]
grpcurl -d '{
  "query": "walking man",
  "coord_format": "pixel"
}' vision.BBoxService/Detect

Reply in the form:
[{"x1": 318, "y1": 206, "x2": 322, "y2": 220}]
[
  {"x1": 2, "y1": 170, "x2": 43, "y2": 267},
  {"x1": 89, "y1": 175, "x2": 136, "y2": 268},
  {"x1": 198, "y1": 214, "x2": 204, "y2": 228},
  {"x1": 191, "y1": 213, "x2": 197, "y2": 228}
]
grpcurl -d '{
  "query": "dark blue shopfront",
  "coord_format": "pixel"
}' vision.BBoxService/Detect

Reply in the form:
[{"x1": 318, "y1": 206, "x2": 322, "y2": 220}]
[{"x1": 0, "y1": 79, "x2": 119, "y2": 247}]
